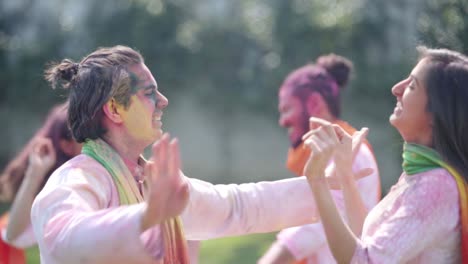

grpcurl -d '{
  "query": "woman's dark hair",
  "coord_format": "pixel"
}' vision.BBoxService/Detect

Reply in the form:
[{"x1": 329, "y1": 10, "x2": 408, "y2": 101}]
[
  {"x1": 0, "y1": 103, "x2": 75, "y2": 201},
  {"x1": 283, "y1": 54, "x2": 353, "y2": 118},
  {"x1": 44, "y1": 45, "x2": 144, "y2": 143},
  {"x1": 418, "y1": 46, "x2": 468, "y2": 181}
]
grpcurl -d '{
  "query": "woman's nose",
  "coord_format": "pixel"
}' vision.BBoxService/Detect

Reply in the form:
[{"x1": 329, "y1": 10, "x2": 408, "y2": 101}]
[{"x1": 391, "y1": 80, "x2": 406, "y2": 97}]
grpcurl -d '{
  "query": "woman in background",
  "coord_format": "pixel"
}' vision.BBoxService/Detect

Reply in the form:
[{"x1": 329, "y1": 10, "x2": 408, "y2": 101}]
[{"x1": 0, "y1": 103, "x2": 82, "y2": 264}]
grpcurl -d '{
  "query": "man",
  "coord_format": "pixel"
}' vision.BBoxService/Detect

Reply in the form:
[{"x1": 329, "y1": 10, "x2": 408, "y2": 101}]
[
  {"x1": 28, "y1": 45, "x2": 328, "y2": 264},
  {"x1": 259, "y1": 54, "x2": 381, "y2": 264}
]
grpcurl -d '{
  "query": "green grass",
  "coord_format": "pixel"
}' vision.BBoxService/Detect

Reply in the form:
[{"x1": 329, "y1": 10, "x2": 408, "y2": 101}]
[
  {"x1": 25, "y1": 246, "x2": 40, "y2": 263},
  {"x1": 25, "y1": 233, "x2": 276, "y2": 263},
  {"x1": 199, "y1": 233, "x2": 276, "y2": 264}
]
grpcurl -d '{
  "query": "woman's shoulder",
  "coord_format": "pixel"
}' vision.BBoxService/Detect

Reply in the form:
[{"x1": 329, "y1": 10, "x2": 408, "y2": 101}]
[
  {"x1": 408, "y1": 168, "x2": 456, "y2": 187},
  {"x1": 402, "y1": 168, "x2": 459, "y2": 204}
]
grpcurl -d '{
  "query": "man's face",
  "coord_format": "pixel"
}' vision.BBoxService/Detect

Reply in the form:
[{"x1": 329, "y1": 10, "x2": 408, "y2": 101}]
[
  {"x1": 278, "y1": 89, "x2": 309, "y2": 148},
  {"x1": 120, "y1": 63, "x2": 168, "y2": 146}
]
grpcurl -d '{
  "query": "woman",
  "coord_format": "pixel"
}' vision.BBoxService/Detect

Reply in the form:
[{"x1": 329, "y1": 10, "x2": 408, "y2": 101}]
[
  {"x1": 303, "y1": 46, "x2": 468, "y2": 263},
  {"x1": 0, "y1": 103, "x2": 82, "y2": 263}
]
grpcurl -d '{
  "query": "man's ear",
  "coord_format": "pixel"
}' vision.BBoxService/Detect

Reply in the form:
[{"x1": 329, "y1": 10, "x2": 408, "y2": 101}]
[
  {"x1": 305, "y1": 92, "x2": 326, "y2": 117},
  {"x1": 102, "y1": 98, "x2": 124, "y2": 124}
]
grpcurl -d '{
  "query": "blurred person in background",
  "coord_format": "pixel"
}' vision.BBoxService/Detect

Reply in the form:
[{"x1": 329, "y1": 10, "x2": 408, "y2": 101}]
[
  {"x1": 302, "y1": 46, "x2": 468, "y2": 263},
  {"x1": 259, "y1": 54, "x2": 381, "y2": 264},
  {"x1": 0, "y1": 103, "x2": 82, "y2": 264}
]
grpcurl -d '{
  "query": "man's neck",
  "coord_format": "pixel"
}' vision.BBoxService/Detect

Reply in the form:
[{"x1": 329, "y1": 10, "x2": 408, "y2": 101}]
[{"x1": 101, "y1": 133, "x2": 145, "y2": 166}]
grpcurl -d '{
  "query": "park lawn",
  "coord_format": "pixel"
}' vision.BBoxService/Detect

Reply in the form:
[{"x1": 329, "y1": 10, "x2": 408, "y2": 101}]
[
  {"x1": 25, "y1": 232, "x2": 276, "y2": 263},
  {"x1": 25, "y1": 246, "x2": 40, "y2": 263},
  {"x1": 199, "y1": 232, "x2": 275, "y2": 263}
]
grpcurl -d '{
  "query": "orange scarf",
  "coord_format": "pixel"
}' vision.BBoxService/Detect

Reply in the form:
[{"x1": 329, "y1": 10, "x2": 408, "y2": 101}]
[
  {"x1": 457, "y1": 177, "x2": 468, "y2": 263},
  {"x1": 438, "y1": 167, "x2": 468, "y2": 263},
  {"x1": 0, "y1": 213, "x2": 26, "y2": 264},
  {"x1": 286, "y1": 120, "x2": 373, "y2": 264}
]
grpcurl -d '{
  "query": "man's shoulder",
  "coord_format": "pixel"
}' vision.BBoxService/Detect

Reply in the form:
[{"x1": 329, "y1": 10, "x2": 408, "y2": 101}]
[{"x1": 51, "y1": 154, "x2": 111, "y2": 183}]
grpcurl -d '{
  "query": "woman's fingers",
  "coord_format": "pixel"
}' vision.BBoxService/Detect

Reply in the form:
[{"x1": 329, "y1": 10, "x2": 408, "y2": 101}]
[
  {"x1": 333, "y1": 125, "x2": 352, "y2": 143},
  {"x1": 304, "y1": 125, "x2": 340, "y2": 152},
  {"x1": 303, "y1": 117, "x2": 331, "y2": 140},
  {"x1": 309, "y1": 117, "x2": 332, "y2": 130},
  {"x1": 352, "y1": 127, "x2": 369, "y2": 156}
]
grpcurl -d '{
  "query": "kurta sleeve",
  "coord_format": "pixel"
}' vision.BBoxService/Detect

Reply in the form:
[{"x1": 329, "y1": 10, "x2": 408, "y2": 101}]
[
  {"x1": 351, "y1": 169, "x2": 460, "y2": 263},
  {"x1": 181, "y1": 176, "x2": 320, "y2": 240},
  {"x1": 31, "y1": 157, "x2": 162, "y2": 264}
]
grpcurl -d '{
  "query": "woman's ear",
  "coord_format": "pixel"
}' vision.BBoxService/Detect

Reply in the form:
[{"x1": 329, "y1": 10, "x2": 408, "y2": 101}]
[{"x1": 102, "y1": 98, "x2": 124, "y2": 124}]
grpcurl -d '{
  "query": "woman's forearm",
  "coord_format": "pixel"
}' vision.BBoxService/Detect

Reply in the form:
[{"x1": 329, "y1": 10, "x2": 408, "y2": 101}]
[
  {"x1": 341, "y1": 175, "x2": 369, "y2": 236},
  {"x1": 5, "y1": 169, "x2": 44, "y2": 244},
  {"x1": 308, "y1": 176, "x2": 358, "y2": 264}
]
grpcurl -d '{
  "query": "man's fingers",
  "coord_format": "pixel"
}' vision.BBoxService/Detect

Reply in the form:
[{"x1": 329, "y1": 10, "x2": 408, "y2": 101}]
[
  {"x1": 168, "y1": 138, "x2": 180, "y2": 177},
  {"x1": 154, "y1": 133, "x2": 170, "y2": 177},
  {"x1": 144, "y1": 161, "x2": 154, "y2": 185}
]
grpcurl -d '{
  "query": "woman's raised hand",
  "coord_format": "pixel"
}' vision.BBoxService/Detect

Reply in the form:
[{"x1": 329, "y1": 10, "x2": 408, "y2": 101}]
[
  {"x1": 303, "y1": 117, "x2": 372, "y2": 187},
  {"x1": 27, "y1": 137, "x2": 57, "y2": 181},
  {"x1": 302, "y1": 118, "x2": 341, "y2": 182}
]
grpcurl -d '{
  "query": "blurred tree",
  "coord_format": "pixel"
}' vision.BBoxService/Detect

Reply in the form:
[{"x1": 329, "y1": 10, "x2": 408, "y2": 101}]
[
  {"x1": 1, "y1": 0, "x2": 467, "y2": 262},
  {"x1": 418, "y1": 0, "x2": 468, "y2": 54},
  {"x1": 0, "y1": 0, "x2": 466, "y2": 168}
]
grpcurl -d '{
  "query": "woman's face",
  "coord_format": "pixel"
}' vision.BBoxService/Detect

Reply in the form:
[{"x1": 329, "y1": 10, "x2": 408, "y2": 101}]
[{"x1": 390, "y1": 58, "x2": 433, "y2": 146}]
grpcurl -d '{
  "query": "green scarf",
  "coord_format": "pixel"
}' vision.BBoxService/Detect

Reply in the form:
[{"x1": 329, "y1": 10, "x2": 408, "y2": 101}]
[
  {"x1": 82, "y1": 139, "x2": 143, "y2": 204},
  {"x1": 402, "y1": 142, "x2": 468, "y2": 263},
  {"x1": 82, "y1": 138, "x2": 189, "y2": 264},
  {"x1": 402, "y1": 143, "x2": 446, "y2": 175}
]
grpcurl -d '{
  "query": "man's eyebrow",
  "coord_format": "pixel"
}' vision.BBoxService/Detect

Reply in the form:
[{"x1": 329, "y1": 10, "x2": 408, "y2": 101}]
[{"x1": 142, "y1": 84, "x2": 157, "y2": 91}]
